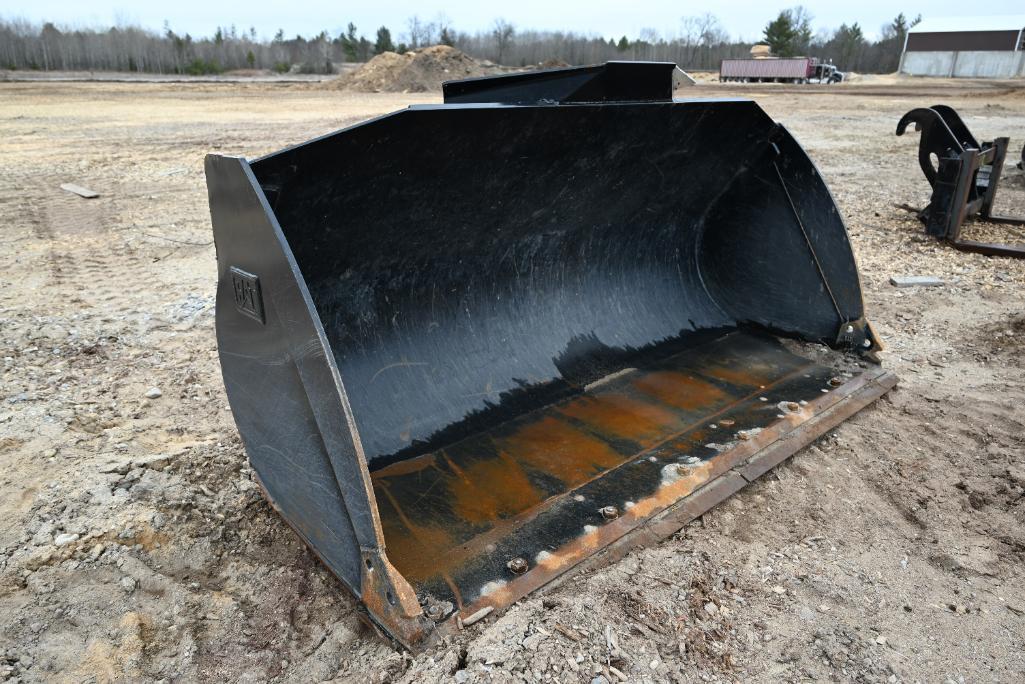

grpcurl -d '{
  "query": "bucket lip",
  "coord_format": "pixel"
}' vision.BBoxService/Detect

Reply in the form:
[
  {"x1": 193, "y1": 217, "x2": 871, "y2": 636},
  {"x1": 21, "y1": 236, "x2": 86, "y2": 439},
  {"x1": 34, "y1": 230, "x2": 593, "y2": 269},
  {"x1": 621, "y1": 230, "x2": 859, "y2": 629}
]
[
  {"x1": 249, "y1": 97, "x2": 761, "y2": 166},
  {"x1": 430, "y1": 364, "x2": 897, "y2": 637}
]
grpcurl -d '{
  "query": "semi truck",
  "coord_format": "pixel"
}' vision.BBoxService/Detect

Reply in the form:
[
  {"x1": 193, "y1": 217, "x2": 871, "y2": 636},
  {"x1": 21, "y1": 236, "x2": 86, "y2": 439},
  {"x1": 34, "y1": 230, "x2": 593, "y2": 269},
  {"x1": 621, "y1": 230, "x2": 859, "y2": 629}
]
[{"x1": 719, "y1": 57, "x2": 844, "y2": 84}]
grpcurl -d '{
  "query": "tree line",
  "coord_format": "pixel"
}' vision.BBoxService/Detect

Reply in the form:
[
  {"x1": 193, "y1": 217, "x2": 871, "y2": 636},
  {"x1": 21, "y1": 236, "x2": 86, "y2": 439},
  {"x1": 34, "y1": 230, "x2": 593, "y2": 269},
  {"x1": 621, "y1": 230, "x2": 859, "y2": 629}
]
[{"x1": 0, "y1": 9, "x2": 921, "y2": 76}]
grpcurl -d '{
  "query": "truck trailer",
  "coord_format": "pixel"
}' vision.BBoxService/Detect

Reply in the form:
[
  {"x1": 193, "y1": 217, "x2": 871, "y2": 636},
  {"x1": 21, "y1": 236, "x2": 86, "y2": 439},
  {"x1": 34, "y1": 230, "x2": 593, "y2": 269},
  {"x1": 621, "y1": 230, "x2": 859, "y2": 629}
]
[{"x1": 720, "y1": 57, "x2": 843, "y2": 84}]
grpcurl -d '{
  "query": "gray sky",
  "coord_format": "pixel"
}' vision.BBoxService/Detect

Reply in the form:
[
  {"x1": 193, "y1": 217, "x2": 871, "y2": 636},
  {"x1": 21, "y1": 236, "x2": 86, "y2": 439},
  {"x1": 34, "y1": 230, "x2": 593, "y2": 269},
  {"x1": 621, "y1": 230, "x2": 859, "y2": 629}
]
[{"x1": 6, "y1": 1, "x2": 1023, "y2": 42}]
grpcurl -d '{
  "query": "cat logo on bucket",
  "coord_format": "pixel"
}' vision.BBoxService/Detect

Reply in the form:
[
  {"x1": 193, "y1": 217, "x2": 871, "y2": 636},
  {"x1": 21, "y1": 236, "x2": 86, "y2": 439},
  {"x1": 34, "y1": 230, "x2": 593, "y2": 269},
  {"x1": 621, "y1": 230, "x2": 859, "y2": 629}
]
[{"x1": 230, "y1": 267, "x2": 264, "y2": 323}]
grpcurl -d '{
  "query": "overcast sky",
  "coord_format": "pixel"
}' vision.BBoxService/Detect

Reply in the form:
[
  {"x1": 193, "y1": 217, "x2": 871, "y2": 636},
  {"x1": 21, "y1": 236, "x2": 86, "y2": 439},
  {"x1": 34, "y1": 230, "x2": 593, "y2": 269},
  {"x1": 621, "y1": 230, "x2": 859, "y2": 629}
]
[{"x1": 5, "y1": 1, "x2": 1023, "y2": 42}]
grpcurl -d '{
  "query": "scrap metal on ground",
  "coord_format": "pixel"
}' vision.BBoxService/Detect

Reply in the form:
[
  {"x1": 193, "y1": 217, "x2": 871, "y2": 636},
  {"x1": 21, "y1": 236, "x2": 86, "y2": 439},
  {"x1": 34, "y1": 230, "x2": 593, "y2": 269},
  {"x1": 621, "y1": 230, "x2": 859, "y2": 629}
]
[
  {"x1": 897, "y1": 104, "x2": 1025, "y2": 258},
  {"x1": 205, "y1": 61, "x2": 895, "y2": 650}
]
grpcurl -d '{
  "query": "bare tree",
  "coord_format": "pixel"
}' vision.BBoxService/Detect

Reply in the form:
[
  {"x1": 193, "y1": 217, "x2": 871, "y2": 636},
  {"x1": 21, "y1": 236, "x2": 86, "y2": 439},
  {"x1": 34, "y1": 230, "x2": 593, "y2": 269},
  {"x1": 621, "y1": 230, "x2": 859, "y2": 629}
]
[
  {"x1": 789, "y1": 6, "x2": 814, "y2": 55},
  {"x1": 0, "y1": 13, "x2": 922, "y2": 76},
  {"x1": 406, "y1": 15, "x2": 437, "y2": 49},
  {"x1": 491, "y1": 19, "x2": 515, "y2": 64},
  {"x1": 679, "y1": 14, "x2": 728, "y2": 67}
]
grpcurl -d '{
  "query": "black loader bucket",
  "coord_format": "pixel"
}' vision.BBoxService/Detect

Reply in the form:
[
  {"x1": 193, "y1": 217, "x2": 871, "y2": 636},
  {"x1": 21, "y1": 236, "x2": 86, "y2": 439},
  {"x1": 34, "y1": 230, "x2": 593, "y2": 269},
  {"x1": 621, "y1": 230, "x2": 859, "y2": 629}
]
[{"x1": 206, "y1": 62, "x2": 896, "y2": 649}]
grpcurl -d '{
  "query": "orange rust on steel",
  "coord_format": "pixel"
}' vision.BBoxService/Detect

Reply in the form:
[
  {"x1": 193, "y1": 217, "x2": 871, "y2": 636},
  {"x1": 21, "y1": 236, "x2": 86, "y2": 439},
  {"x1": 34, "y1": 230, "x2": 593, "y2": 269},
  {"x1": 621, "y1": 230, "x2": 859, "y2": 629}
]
[
  {"x1": 437, "y1": 367, "x2": 896, "y2": 633},
  {"x1": 630, "y1": 370, "x2": 730, "y2": 412},
  {"x1": 491, "y1": 415, "x2": 626, "y2": 489},
  {"x1": 694, "y1": 358, "x2": 783, "y2": 388},
  {"x1": 359, "y1": 551, "x2": 436, "y2": 649},
  {"x1": 441, "y1": 449, "x2": 544, "y2": 527},
  {"x1": 374, "y1": 452, "x2": 438, "y2": 477},
  {"x1": 555, "y1": 392, "x2": 681, "y2": 444},
  {"x1": 377, "y1": 360, "x2": 818, "y2": 588},
  {"x1": 373, "y1": 474, "x2": 466, "y2": 609}
]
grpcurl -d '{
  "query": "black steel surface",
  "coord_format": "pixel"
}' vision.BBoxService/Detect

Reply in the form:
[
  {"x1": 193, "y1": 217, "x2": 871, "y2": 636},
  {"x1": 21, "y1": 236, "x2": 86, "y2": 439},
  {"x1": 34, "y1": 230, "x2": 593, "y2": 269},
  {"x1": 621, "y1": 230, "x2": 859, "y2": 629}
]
[
  {"x1": 206, "y1": 79, "x2": 882, "y2": 646},
  {"x1": 206, "y1": 156, "x2": 369, "y2": 592},
  {"x1": 251, "y1": 98, "x2": 866, "y2": 469},
  {"x1": 442, "y1": 61, "x2": 677, "y2": 104}
]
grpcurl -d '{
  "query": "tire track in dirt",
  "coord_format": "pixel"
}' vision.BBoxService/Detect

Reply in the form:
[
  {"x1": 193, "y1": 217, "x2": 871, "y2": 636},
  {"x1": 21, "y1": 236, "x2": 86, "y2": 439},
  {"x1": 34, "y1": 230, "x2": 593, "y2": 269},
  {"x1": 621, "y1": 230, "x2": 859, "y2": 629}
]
[{"x1": 33, "y1": 180, "x2": 181, "y2": 326}]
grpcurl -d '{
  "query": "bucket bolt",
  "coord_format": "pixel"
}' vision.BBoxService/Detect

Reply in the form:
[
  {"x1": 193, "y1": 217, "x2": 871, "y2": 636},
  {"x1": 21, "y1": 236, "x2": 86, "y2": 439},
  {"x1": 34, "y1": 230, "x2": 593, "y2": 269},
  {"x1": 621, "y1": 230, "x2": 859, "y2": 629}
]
[
  {"x1": 507, "y1": 557, "x2": 529, "y2": 575},
  {"x1": 676, "y1": 456, "x2": 701, "y2": 475},
  {"x1": 420, "y1": 593, "x2": 455, "y2": 622},
  {"x1": 600, "y1": 505, "x2": 619, "y2": 520},
  {"x1": 828, "y1": 377, "x2": 843, "y2": 387}
]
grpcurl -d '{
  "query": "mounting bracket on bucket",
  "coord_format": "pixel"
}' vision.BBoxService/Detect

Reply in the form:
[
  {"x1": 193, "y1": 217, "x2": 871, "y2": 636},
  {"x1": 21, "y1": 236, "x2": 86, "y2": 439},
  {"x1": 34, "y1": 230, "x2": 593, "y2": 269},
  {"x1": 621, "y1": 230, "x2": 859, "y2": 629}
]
[
  {"x1": 835, "y1": 318, "x2": 880, "y2": 356},
  {"x1": 896, "y1": 105, "x2": 1025, "y2": 258}
]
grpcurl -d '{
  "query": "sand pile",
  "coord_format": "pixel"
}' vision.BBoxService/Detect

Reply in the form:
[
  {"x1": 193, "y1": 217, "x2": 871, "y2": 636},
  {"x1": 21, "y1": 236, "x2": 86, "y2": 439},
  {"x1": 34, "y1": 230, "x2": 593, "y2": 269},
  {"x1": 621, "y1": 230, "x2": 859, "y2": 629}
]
[
  {"x1": 537, "y1": 58, "x2": 570, "y2": 69},
  {"x1": 329, "y1": 45, "x2": 494, "y2": 93}
]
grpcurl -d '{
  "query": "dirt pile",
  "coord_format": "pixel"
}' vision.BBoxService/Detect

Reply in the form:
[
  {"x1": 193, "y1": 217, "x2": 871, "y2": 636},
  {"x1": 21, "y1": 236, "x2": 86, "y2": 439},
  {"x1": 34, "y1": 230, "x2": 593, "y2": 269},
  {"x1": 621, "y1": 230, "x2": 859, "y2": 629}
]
[
  {"x1": 329, "y1": 45, "x2": 494, "y2": 93},
  {"x1": 537, "y1": 58, "x2": 570, "y2": 69}
]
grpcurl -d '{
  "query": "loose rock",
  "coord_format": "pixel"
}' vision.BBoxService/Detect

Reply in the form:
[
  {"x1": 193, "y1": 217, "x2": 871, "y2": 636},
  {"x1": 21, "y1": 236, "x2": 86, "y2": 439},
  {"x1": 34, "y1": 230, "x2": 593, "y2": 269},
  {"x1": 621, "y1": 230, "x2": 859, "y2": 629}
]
[{"x1": 53, "y1": 533, "x2": 79, "y2": 547}]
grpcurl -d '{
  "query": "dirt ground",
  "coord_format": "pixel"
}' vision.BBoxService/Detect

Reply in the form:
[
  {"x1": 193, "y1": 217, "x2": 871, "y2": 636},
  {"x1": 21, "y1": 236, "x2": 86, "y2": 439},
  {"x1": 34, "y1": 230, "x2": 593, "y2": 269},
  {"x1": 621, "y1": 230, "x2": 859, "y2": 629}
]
[{"x1": 1, "y1": 77, "x2": 1024, "y2": 684}]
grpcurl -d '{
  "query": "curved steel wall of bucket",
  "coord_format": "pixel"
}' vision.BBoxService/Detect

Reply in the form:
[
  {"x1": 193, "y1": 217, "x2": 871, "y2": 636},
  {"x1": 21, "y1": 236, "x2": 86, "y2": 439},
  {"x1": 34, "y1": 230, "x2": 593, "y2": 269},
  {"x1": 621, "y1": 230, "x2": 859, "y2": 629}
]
[{"x1": 250, "y1": 100, "x2": 865, "y2": 469}]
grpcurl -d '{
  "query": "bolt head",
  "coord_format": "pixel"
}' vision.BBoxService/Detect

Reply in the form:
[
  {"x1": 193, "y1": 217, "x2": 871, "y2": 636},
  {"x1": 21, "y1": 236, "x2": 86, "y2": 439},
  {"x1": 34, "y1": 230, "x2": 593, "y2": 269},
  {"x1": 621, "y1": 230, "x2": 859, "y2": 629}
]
[
  {"x1": 600, "y1": 505, "x2": 619, "y2": 520},
  {"x1": 506, "y1": 557, "x2": 528, "y2": 574}
]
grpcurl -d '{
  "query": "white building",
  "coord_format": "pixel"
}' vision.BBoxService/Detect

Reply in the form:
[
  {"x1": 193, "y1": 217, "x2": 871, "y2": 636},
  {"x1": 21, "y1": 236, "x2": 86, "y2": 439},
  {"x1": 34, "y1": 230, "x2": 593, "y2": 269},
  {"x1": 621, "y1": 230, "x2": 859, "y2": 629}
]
[{"x1": 899, "y1": 15, "x2": 1025, "y2": 78}]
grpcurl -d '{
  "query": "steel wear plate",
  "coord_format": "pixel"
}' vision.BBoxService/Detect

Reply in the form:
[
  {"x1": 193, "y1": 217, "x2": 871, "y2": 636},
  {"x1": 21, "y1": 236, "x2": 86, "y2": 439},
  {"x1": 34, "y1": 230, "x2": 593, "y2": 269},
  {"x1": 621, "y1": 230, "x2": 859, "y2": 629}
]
[{"x1": 371, "y1": 330, "x2": 894, "y2": 623}]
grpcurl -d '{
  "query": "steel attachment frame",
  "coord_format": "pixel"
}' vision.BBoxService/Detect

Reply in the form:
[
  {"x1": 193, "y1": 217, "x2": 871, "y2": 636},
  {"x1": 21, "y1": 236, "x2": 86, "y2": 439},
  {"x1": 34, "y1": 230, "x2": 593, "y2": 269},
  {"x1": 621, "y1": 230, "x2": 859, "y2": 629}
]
[{"x1": 897, "y1": 105, "x2": 1025, "y2": 258}]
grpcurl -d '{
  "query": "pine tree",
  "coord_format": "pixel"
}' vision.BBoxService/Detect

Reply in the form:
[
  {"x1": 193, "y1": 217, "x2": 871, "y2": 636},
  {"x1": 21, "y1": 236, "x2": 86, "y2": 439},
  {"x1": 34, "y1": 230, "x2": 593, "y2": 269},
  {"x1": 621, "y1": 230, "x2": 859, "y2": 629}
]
[
  {"x1": 342, "y1": 22, "x2": 358, "y2": 61},
  {"x1": 763, "y1": 11, "x2": 797, "y2": 57},
  {"x1": 834, "y1": 23, "x2": 865, "y2": 69},
  {"x1": 374, "y1": 26, "x2": 394, "y2": 54}
]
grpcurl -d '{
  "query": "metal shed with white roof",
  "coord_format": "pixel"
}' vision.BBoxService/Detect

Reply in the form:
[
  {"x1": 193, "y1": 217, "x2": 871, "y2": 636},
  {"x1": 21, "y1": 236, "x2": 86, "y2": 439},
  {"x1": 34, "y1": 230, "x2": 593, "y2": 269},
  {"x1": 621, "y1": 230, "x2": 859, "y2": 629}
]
[{"x1": 899, "y1": 15, "x2": 1025, "y2": 78}]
